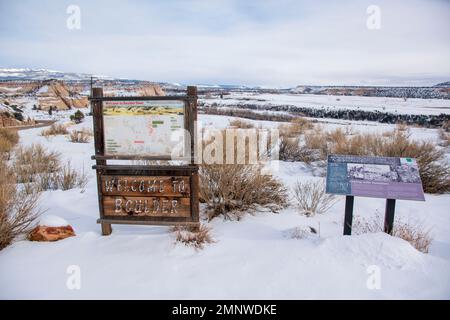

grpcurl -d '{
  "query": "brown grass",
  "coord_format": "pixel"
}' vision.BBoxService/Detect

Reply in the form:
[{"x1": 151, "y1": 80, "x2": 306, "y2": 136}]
[
  {"x1": 438, "y1": 129, "x2": 450, "y2": 147},
  {"x1": 277, "y1": 118, "x2": 315, "y2": 163},
  {"x1": 228, "y1": 119, "x2": 255, "y2": 129},
  {"x1": 292, "y1": 180, "x2": 337, "y2": 216},
  {"x1": 200, "y1": 127, "x2": 287, "y2": 219},
  {"x1": 41, "y1": 123, "x2": 69, "y2": 137},
  {"x1": 172, "y1": 224, "x2": 215, "y2": 249},
  {"x1": 68, "y1": 129, "x2": 91, "y2": 143},
  {"x1": 279, "y1": 117, "x2": 313, "y2": 138},
  {"x1": 442, "y1": 120, "x2": 450, "y2": 132},
  {"x1": 0, "y1": 128, "x2": 19, "y2": 159},
  {"x1": 0, "y1": 128, "x2": 19, "y2": 146},
  {"x1": 352, "y1": 213, "x2": 433, "y2": 253},
  {"x1": 0, "y1": 159, "x2": 41, "y2": 250},
  {"x1": 14, "y1": 144, "x2": 60, "y2": 185},
  {"x1": 278, "y1": 133, "x2": 316, "y2": 163},
  {"x1": 200, "y1": 164, "x2": 288, "y2": 220},
  {"x1": 13, "y1": 144, "x2": 88, "y2": 192}
]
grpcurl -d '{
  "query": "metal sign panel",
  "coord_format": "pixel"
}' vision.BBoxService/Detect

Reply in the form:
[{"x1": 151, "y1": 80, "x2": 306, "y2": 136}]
[{"x1": 326, "y1": 155, "x2": 425, "y2": 201}]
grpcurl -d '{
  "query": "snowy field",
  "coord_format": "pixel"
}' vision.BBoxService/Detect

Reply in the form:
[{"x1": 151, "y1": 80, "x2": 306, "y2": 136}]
[
  {"x1": 204, "y1": 93, "x2": 450, "y2": 115},
  {"x1": 0, "y1": 108, "x2": 450, "y2": 299}
]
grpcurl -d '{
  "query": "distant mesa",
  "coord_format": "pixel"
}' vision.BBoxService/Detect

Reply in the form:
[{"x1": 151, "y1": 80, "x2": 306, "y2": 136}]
[
  {"x1": 292, "y1": 84, "x2": 450, "y2": 99},
  {"x1": 434, "y1": 81, "x2": 450, "y2": 88},
  {"x1": 36, "y1": 80, "x2": 88, "y2": 110},
  {"x1": 0, "y1": 68, "x2": 166, "y2": 117}
]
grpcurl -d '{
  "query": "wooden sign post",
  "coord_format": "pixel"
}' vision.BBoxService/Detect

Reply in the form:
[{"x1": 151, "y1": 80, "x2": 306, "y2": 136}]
[{"x1": 90, "y1": 86, "x2": 199, "y2": 235}]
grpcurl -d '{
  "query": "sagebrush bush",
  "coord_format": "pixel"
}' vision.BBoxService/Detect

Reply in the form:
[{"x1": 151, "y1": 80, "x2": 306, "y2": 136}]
[
  {"x1": 200, "y1": 164, "x2": 288, "y2": 220},
  {"x1": 14, "y1": 144, "x2": 60, "y2": 185},
  {"x1": 278, "y1": 118, "x2": 316, "y2": 163},
  {"x1": 438, "y1": 129, "x2": 450, "y2": 147},
  {"x1": 292, "y1": 180, "x2": 337, "y2": 216},
  {"x1": 352, "y1": 213, "x2": 433, "y2": 253},
  {"x1": 41, "y1": 123, "x2": 68, "y2": 137},
  {"x1": 172, "y1": 224, "x2": 214, "y2": 249},
  {"x1": 13, "y1": 144, "x2": 87, "y2": 192},
  {"x1": 0, "y1": 159, "x2": 41, "y2": 250},
  {"x1": 199, "y1": 127, "x2": 289, "y2": 219},
  {"x1": 68, "y1": 129, "x2": 91, "y2": 143},
  {"x1": 441, "y1": 120, "x2": 450, "y2": 132},
  {"x1": 278, "y1": 130, "x2": 317, "y2": 163},
  {"x1": 56, "y1": 163, "x2": 88, "y2": 191},
  {"x1": 279, "y1": 117, "x2": 313, "y2": 138},
  {"x1": 228, "y1": 119, "x2": 255, "y2": 129},
  {"x1": 0, "y1": 128, "x2": 19, "y2": 159},
  {"x1": 0, "y1": 128, "x2": 19, "y2": 146}
]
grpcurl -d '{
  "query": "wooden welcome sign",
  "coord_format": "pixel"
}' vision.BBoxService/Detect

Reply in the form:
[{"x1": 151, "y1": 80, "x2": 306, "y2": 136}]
[{"x1": 90, "y1": 86, "x2": 199, "y2": 235}]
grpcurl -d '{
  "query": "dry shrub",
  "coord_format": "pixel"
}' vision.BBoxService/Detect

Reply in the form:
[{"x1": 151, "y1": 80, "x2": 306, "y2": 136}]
[
  {"x1": 172, "y1": 224, "x2": 214, "y2": 249},
  {"x1": 0, "y1": 128, "x2": 19, "y2": 146},
  {"x1": 14, "y1": 144, "x2": 60, "y2": 185},
  {"x1": 41, "y1": 123, "x2": 68, "y2": 137},
  {"x1": 279, "y1": 133, "x2": 316, "y2": 163},
  {"x1": 396, "y1": 123, "x2": 409, "y2": 131},
  {"x1": 0, "y1": 128, "x2": 19, "y2": 158},
  {"x1": 0, "y1": 159, "x2": 41, "y2": 250},
  {"x1": 68, "y1": 129, "x2": 91, "y2": 143},
  {"x1": 200, "y1": 164, "x2": 288, "y2": 220},
  {"x1": 199, "y1": 128, "x2": 287, "y2": 219},
  {"x1": 352, "y1": 213, "x2": 433, "y2": 253},
  {"x1": 441, "y1": 120, "x2": 450, "y2": 132},
  {"x1": 56, "y1": 163, "x2": 88, "y2": 191},
  {"x1": 304, "y1": 125, "x2": 329, "y2": 158},
  {"x1": 13, "y1": 144, "x2": 87, "y2": 192},
  {"x1": 228, "y1": 119, "x2": 255, "y2": 129},
  {"x1": 284, "y1": 225, "x2": 318, "y2": 239},
  {"x1": 278, "y1": 119, "x2": 315, "y2": 163},
  {"x1": 438, "y1": 129, "x2": 450, "y2": 147},
  {"x1": 279, "y1": 117, "x2": 313, "y2": 138},
  {"x1": 292, "y1": 180, "x2": 337, "y2": 216}
]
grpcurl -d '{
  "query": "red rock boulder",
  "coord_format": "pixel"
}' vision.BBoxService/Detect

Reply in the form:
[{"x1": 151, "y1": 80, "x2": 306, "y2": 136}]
[
  {"x1": 28, "y1": 215, "x2": 75, "y2": 242},
  {"x1": 28, "y1": 225, "x2": 75, "y2": 242}
]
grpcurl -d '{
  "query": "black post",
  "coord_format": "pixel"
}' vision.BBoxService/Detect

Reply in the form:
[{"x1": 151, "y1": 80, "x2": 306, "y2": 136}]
[
  {"x1": 384, "y1": 199, "x2": 396, "y2": 234},
  {"x1": 343, "y1": 195, "x2": 354, "y2": 235}
]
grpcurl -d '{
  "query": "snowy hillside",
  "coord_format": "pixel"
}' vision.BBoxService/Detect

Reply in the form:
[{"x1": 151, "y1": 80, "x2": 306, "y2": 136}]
[
  {"x1": 204, "y1": 93, "x2": 450, "y2": 116},
  {"x1": 0, "y1": 68, "x2": 114, "y2": 81}
]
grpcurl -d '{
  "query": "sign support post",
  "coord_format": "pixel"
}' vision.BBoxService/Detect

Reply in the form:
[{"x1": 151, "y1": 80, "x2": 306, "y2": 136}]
[
  {"x1": 384, "y1": 199, "x2": 396, "y2": 235},
  {"x1": 90, "y1": 86, "x2": 200, "y2": 235},
  {"x1": 343, "y1": 195, "x2": 354, "y2": 235},
  {"x1": 92, "y1": 87, "x2": 112, "y2": 235}
]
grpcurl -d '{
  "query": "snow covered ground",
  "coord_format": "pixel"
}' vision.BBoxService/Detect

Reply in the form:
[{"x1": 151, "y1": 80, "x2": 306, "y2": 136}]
[
  {"x1": 0, "y1": 110, "x2": 449, "y2": 299},
  {"x1": 205, "y1": 93, "x2": 450, "y2": 115}
]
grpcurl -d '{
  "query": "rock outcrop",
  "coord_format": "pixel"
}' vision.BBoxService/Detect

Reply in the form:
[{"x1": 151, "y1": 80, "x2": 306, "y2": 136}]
[
  {"x1": 28, "y1": 215, "x2": 76, "y2": 242},
  {"x1": 36, "y1": 80, "x2": 88, "y2": 110}
]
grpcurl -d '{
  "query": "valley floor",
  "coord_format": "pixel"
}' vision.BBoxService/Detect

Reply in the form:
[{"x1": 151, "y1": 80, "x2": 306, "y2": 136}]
[{"x1": 0, "y1": 113, "x2": 449, "y2": 299}]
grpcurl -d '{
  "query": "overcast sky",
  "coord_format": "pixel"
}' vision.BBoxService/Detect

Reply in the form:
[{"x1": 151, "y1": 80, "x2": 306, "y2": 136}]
[{"x1": 0, "y1": 0, "x2": 449, "y2": 86}]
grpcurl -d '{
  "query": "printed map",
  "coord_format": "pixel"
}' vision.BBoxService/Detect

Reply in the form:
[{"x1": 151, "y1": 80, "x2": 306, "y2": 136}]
[{"x1": 103, "y1": 100, "x2": 185, "y2": 157}]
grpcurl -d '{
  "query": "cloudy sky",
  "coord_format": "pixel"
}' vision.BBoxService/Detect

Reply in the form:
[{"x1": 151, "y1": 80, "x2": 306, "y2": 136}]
[{"x1": 0, "y1": 0, "x2": 449, "y2": 86}]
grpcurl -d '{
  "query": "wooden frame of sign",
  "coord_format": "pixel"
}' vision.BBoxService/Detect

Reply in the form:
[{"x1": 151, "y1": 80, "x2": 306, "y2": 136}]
[{"x1": 90, "y1": 86, "x2": 199, "y2": 235}]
